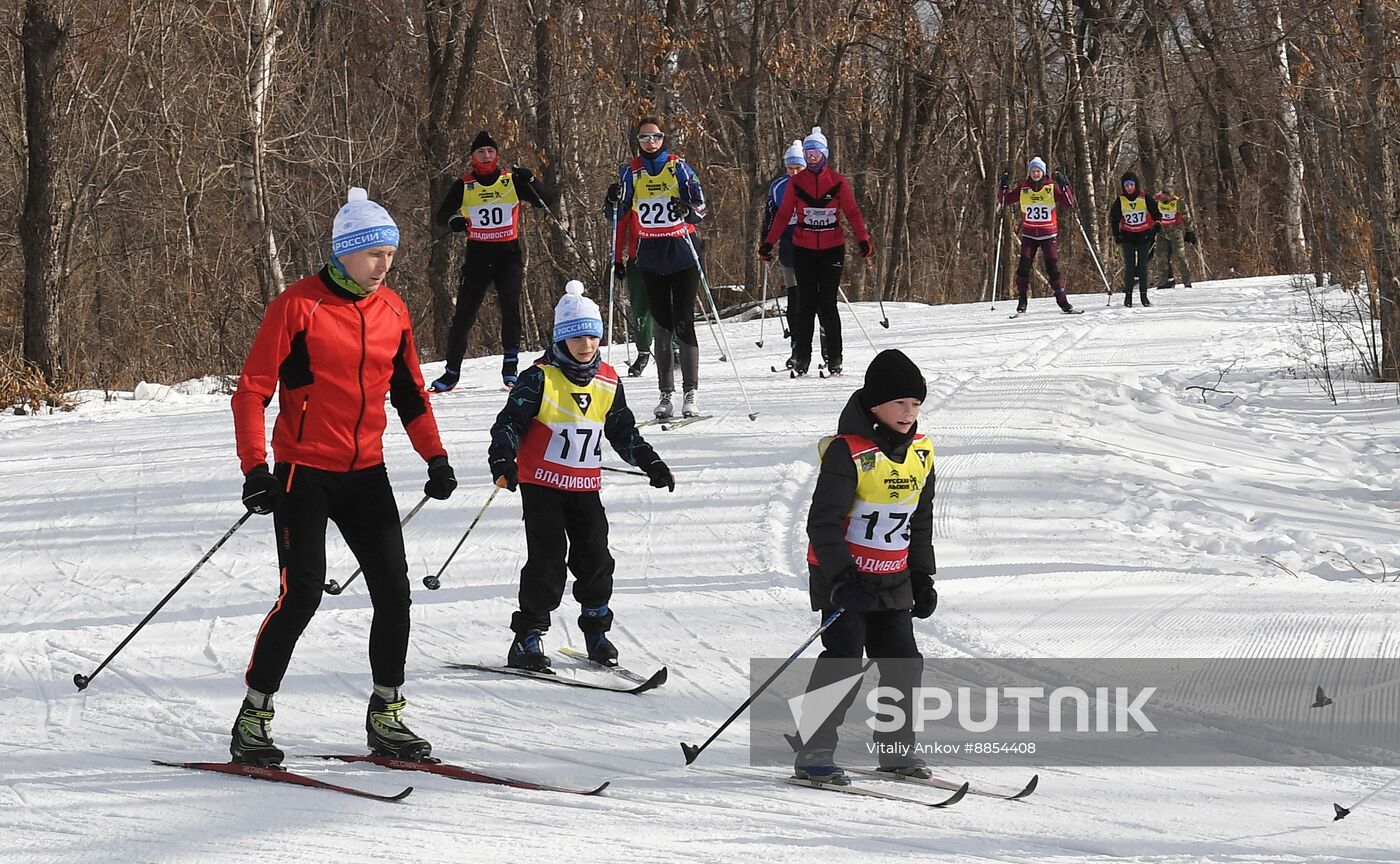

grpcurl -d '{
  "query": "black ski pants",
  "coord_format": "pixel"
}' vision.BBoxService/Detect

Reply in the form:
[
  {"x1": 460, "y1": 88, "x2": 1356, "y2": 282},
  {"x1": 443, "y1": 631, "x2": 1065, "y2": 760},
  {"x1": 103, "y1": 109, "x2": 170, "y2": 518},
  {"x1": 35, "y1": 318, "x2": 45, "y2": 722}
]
[
  {"x1": 444, "y1": 241, "x2": 524, "y2": 370},
  {"x1": 643, "y1": 266, "x2": 700, "y2": 393},
  {"x1": 245, "y1": 463, "x2": 410, "y2": 695},
  {"x1": 512, "y1": 484, "x2": 615, "y2": 635},
  {"x1": 792, "y1": 246, "x2": 844, "y2": 370},
  {"x1": 796, "y1": 608, "x2": 922, "y2": 762},
  {"x1": 1120, "y1": 236, "x2": 1153, "y2": 303}
]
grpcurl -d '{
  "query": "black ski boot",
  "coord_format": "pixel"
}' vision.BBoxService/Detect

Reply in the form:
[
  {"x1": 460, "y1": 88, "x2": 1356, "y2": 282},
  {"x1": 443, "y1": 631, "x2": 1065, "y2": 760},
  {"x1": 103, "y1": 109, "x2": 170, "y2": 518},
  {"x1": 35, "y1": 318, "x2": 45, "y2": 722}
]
[
  {"x1": 1140, "y1": 289, "x2": 1152, "y2": 307},
  {"x1": 793, "y1": 747, "x2": 849, "y2": 785},
  {"x1": 230, "y1": 697, "x2": 284, "y2": 767},
  {"x1": 877, "y1": 757, "x2": 932, "y2": 780},
  {"x1": 627, "y1": 352, "x2": 651, "y2": 377},
  {"x1": 366, "y1": 691, "x2": 433, "y2": 761},
  {"x1": 507, "y1": 630, "x2": 551, "y2": 671},
  {"x1": 579, "y1": 604, "x2": 618, "y2": 667}
]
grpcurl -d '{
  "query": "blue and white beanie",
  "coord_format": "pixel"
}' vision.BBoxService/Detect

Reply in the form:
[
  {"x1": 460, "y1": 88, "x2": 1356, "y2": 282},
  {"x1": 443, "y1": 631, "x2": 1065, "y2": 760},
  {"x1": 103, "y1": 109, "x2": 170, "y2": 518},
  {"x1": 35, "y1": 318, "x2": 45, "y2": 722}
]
[
  {"x1": 783, "y1": 139, "x2": 805, "y2": 166},
  {"x1": 553, "y1": 280, "x2": 604, "y2": 342},
  {"x1": 331, "y1": 187, "x2": 400, "y2": 256},
  {"x1": 802, "y1": 126, "x2": 829, "y2": 158},
  {"x1": 1027, "y1": 156, "x2": 1048, "y2": 177}
]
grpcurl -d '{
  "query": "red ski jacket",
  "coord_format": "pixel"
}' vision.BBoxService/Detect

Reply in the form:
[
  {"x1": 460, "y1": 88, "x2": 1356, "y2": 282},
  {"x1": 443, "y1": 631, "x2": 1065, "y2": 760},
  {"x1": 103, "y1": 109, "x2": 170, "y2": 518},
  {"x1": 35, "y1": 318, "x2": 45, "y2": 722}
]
[
  {"x1": 232, "y1": 270, "x2": 445, "y2": 475},
  {"x1": 762, "y1": 166, "x2": 870, "y2": 252}
]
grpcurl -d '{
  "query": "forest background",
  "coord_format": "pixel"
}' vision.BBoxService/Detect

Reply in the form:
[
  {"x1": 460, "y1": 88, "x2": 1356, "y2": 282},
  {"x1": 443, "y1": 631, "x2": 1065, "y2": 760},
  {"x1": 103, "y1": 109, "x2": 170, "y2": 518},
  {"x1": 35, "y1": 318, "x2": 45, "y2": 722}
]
[{"x1": 6, "y1": 0, "x2": 1399, "y2": 395}]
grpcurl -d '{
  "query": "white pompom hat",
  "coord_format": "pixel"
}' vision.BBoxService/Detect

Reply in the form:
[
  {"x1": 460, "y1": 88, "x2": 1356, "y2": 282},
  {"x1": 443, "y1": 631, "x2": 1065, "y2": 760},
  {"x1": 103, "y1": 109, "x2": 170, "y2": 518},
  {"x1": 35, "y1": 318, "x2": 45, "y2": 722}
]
[
  {"x1": 553, "y1": 280, "x2": 603, "y2": 342},
  {"x1": 332, "y1": 187, "x2": 399, "y2": 257}
]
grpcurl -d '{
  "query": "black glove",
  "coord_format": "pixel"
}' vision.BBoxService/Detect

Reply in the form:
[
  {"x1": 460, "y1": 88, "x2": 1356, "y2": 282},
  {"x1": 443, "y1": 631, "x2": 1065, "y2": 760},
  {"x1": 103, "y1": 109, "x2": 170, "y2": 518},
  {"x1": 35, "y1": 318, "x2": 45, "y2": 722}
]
[
  {"x1": 858, "y1": 239, "x2": 874, "y2": 259},
  {"x1": 604, "y1": 182, "x2": 621, "y2": 206},
  {"x1": 1113, "y1": 231, "x2": 1123, "y2": 246},
  {"x1": 1053, "y1": 169, "x2": 1069, "y2": 187},
  {"x1": 758, "y1": 242, "x2": 774, "y2": 261},
  {"x1": 448, "y1": 215, "x2": 468, "y2": 233},
  {"x1": 830, "y1": 576, "x2": 876, "y2": 613},
  {"x1": 674, "y1": 198, "x2": 692, "y2": 219},
  {"x1": 999, "y1": 171, "x2": 1010, "y2": 190},
  {"x1": 511, "y1": 166, "x2": 534, "y2": 186},
  {"x1": 489, "y1": 456, "x2": 518, "y2": 492},
  {"x1": 424, "y1": 455, "x2": 457, "y2": 500},
  {"x1": 1185, "y1": 230, "x2": 1198, "y2": 245},
  {"x1": 643, "y1": 457, "x2": 675, "y2": 492},
  {"x1": 911, "y1": 573, "x2": 938, "y2": 619},
  {"x1": 241, "y1": 465, "x2": 280, "y2": 515},
  {"x1": 613, "y1": 259, "x2": 627, "y2": 280}
]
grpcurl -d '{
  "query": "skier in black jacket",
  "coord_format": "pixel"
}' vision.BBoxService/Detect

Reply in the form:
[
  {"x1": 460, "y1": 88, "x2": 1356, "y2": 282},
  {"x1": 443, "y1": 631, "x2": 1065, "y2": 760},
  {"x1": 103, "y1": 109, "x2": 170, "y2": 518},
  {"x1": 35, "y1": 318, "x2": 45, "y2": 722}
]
[{"x1": 792, "y1": 349, "x2": 938, "y2": 785}]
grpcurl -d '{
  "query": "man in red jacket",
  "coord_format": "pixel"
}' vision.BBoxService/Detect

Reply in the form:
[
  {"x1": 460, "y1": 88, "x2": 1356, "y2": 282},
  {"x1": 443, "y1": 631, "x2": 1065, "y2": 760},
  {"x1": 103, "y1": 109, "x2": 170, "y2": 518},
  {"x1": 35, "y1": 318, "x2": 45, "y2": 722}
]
[
  {"x1": 760, "y1": 126, "x2": 873, "y2": 377},
  {"x1": 228, "y1": 188, "x2": 457, "y2": 768}
]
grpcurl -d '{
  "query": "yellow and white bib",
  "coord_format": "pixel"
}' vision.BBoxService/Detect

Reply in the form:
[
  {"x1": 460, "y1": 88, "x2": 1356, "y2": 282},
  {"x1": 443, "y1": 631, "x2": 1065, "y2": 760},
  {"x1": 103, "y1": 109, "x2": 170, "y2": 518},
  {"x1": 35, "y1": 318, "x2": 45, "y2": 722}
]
[
  {"x1": 807, "y1": 433, "x2": 934, "y2": 575},
  {"x1": 517, "y1": 363, "x2": 620, "y2": 491},
  {"x1": 633, "y1": 161, "x2": 689, "y2": 239},
  {"x1": 459, "y1": 171, "x2": 521, "y2": 242}
]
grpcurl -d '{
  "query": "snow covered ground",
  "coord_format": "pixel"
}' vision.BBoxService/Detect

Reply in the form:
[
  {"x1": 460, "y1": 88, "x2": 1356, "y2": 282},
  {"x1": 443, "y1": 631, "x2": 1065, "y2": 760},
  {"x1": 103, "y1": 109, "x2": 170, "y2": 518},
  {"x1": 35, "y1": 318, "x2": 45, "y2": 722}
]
[{"x1": 3, "y1": 276, "x2": 1398, "y2": 863}]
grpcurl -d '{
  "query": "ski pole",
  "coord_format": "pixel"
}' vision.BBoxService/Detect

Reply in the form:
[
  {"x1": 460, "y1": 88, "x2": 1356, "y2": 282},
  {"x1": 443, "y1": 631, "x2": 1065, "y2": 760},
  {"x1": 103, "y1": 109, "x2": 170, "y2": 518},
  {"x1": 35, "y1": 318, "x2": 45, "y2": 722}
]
[
  {"x1": 519, "y1": 174, "x2": 611, "y2": 300},
  {"x1": 73, "y1": 512, "x2": 253, "y2": 691},
  {"x1": 424, "y1": 483, "x2": 503, "y2": 590},
  {"x1": 989, "y1": 208, "x2": 1006, "y2": 310},
  {"x1": 606, "y1": 201, "x2": 619, "y2": 364},
  {"x1": 756, "y1": 258, "x2": 770, "y2": 348},
  {"x1": 1332, "y1": 773, "x2": 1400, "y2": 821},
  {"x1": 1071, "y1": 208, "x2": 1113, "y2": 302},
  {"x1": 836, "y1": 286, "x2": 879, "y2": 353},
  {"x1": 325, "y1": 493, "x2": 432, "y2": 595},
  {"x1": 388, "y1": 231, "x2": 453, "y2": 275},
  {"x1": 878, "y1": 293, "x2": 890, "y2": 329},
  {"x1": 681, "y1": 232, "x2": 759, "y2": 420},
  {"x1": 601, "y1": 465, "x2": 648, "y2": 477},
  {"x1": 680, "y1": 608, "x2": 844, "y2": 765}
]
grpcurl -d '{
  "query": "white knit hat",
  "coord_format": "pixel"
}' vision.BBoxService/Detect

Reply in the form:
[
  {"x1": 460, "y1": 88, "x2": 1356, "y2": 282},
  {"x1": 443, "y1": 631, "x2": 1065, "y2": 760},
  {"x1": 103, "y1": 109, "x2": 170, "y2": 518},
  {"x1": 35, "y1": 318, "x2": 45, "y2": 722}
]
[
  {"x1": 1028, "y1": 156, "x2": 1048, "y2": 176},
  {"x1": 802, "y1": 126, "x2": 829, "y2": 157},
  {"x1": 783, "y1": 139, "x2": 805, "y2": 166},
  {"x1": 553, "y1": 280, "x2": 603, "y2": 342},
  {"x1": 331, "y1": 187, "x2": 399, "y2": 257}
]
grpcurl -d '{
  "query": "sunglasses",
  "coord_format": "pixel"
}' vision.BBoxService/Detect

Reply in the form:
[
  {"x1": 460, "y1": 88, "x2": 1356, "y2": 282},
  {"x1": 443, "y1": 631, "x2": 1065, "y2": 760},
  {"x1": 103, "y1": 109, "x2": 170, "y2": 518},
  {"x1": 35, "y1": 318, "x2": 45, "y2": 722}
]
[{"x1": 637, "y1": 133, "x2": 665, "y2": 142}]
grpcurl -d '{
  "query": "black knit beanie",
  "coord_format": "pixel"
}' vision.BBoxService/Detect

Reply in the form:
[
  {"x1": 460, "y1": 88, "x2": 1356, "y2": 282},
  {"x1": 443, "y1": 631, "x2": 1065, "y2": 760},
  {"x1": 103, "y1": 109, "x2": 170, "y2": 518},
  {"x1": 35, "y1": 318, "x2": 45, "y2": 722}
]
[
  {"x1": 470, "y1": 130, "x2": 498, "y2": 152},
  {"x1": 858, "y1": 350, "x2": 927, "y2": 410}
]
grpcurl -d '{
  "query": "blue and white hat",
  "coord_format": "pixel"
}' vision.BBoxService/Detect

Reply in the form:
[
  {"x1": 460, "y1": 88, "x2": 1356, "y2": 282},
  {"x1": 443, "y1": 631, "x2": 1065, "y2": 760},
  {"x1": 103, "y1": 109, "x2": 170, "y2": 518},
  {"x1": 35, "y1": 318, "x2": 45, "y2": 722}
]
[
  {"x1": 1027, "y1": 156, "x2": 1048, "y2": 176},
  {"x1": 553, "y1": 280, "x2": 603, "y2": 342},
  {"x1": 331, "y1": 187, "x2": 400, "y2": 256},
  {"x1": 783, "y1": 139, "x2": 805, "y2": 166},
  {"x1": 802, "y1": 126, "x2": 829, "y2": 157}
]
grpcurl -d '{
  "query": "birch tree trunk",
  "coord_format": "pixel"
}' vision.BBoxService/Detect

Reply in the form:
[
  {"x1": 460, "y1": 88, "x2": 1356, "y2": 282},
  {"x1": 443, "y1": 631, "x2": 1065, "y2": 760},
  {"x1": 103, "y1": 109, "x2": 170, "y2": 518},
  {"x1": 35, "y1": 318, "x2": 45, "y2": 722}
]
[
  {"x1": 1270, "y1": 7, "x2": 1308, "y2": 270},
  {"x1": 241, "y1": 0, "x2": 285, "y2": 304}
]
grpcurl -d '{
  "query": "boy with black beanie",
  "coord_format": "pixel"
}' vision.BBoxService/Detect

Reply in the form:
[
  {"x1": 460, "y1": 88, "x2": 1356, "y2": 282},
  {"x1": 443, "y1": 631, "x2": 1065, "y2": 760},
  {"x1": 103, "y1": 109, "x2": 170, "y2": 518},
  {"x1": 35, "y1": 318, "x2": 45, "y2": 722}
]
[{"x1": 792, "y1": 349, "x2": 938, "y2": 785}]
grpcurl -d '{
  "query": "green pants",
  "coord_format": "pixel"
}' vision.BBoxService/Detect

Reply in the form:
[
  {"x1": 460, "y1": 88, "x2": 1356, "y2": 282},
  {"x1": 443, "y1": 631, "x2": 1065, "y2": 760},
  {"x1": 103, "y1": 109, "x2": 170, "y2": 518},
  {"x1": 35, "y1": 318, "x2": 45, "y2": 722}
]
[
  {"x1": 1153, "y1": 229, "x2": 1192, "y2": 288},
  {"x1": 626, "y1": 264, "x2": 652, "y2": 354}
]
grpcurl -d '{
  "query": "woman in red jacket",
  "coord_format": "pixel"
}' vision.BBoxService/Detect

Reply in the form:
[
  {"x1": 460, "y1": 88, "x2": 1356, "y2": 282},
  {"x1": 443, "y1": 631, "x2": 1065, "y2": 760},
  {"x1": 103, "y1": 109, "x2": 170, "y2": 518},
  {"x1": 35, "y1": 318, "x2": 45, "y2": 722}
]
[
  {"x1": 228, "y1": 188, "x2": 457, "y2": 768},
  {"x1": 760, "y1": 126, "x2": 873, "y2": 377}
]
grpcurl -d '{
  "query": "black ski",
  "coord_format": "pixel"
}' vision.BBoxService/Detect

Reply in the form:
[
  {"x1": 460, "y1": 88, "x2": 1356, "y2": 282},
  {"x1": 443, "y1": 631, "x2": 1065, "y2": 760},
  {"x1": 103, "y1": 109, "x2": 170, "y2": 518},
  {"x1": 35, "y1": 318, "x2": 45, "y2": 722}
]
[
  {"x1": 846, "y1": 767, "x2": 1038, "y2": 801},
  {"x1": 152, "y1": 759, "x2": 412, "y2": 802},
  {"x1": 556, "y1": 647, "x2": 665, "y2": 689},
  {"x1": 309, "y1": 754, "x2": 609, "y2": 795},
  {"x1": 785, "y1": 776, "x2": 969, "y2": 808},
  {"x1": 446, "y1": 662, "x2": 667, "y2": 695}
]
